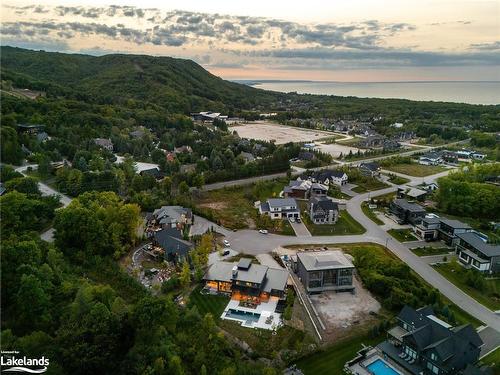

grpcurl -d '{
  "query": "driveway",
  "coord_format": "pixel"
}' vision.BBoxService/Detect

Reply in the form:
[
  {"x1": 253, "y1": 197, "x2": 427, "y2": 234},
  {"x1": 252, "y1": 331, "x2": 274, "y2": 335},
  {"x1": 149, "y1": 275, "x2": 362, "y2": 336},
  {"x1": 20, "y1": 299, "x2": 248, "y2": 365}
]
[
  {"x1": 289, "y1": 220, "x2": 311, "y2": 237},
  {"x1": 190, "y1": 215, "x2": 232, "y2": 237},
  {"x1": 479, "y1": 326, "x2": 500, "y2": 358},
  {"x1": 255, "y1": 253, "x2": 283, "y2": 269}
]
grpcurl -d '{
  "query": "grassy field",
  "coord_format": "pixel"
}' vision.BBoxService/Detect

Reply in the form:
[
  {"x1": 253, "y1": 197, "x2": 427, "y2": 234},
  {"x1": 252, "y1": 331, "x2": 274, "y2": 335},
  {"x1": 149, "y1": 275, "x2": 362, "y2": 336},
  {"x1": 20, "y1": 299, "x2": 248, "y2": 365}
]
[
  {"x1": 194, "y1": 179, "x2": 287, "y2": 230},
  {"x1": 188, "y1": 286, "x2": 230, "y2": 319},
  {"x1": 336, "y1": 136, "x2": 363, "y2": 146},
  {"x1": 387, "y1": 228, "x2": 418, "y2": 242},
  {"x1": 433, "y1": 262, "x2": 500, "y2": 311},
  {"x1": 351, "y1": 178, "x2": 389, "y2": 193},
  {"x1": 385, "y1": 173, "x2": 411, "y2": 185},
  {"x1": 410, "y1": 247, "x2": 451, "y2": 257},
  {"x1": 299, "y1": 202, "x2": 365, "y2": 235},
  {"x1": 383, "y1": 163, "x2": 446, "y2": 177},
  {"x1": 479, "y1": 347, "x2": 500, "y2": 373},
  {"x1": 295, "y1": 331, "x2": 385, "y2": 374},
  {"x1": 361, "y1": 202, "x2": 384, "y2": 225}
]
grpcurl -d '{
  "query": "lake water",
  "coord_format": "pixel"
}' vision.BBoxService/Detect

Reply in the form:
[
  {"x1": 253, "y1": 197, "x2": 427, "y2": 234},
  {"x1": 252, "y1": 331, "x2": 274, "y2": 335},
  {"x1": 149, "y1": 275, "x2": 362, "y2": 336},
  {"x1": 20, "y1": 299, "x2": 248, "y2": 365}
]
[{"x1": 250, "y1": 81, "x2": 500, "y2": 105}]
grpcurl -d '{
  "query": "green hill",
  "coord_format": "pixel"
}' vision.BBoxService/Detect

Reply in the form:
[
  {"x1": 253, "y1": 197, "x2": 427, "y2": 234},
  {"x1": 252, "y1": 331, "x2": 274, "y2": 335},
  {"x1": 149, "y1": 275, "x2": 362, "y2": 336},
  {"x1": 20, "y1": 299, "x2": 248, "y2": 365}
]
[{"x1": 0, "y1": 46, "x2": 281, "y2": 113}]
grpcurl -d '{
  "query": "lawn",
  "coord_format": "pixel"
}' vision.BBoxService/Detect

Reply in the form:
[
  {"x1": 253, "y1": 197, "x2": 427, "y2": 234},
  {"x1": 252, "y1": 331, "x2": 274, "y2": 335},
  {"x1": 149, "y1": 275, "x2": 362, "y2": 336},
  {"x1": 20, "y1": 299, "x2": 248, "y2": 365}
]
[
  {"x1": 383, "y1": 163, "x2": 446, "y2": 177},
  {"x1": 295, "y1": 331, "x2": 385, "y2": 375},
  {"x1": 188, "y1": 286, "x2": 230, "y2": 319},
  {"x1": 299, "y1": 202, "x2": 365, "y2": 235},
  {"x1": 387, "y1": 228, "x2": 418, "y2": 242},
  {"x1": 410, "y1": 247, "x2": 451, "y2": 257},
  {"x1": 479, "y1": 347, "x2": 500, "y2": 373},
  {"x1": 351, "y1": 178, "x2": 389, "y2": 193},
  {"x1": 385, "y1": 173, "x2": 411, "y2": 185},
  {"x1": 361, "y1": 202, "x2": 384, "y2": 225},
  {"x1": 433, "y1": 262, "x2": 500, "y2": 311},
  {"x1": 194, "y1": 179, "x2": 288, "y2": 230}
]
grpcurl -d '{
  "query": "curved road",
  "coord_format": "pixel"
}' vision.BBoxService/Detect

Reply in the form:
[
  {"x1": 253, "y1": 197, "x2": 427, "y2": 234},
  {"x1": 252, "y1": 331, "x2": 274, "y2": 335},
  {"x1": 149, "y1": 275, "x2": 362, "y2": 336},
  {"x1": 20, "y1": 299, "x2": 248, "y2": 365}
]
[{"x1": 14, "y1": 163, "x2": 500, "y2": 333}]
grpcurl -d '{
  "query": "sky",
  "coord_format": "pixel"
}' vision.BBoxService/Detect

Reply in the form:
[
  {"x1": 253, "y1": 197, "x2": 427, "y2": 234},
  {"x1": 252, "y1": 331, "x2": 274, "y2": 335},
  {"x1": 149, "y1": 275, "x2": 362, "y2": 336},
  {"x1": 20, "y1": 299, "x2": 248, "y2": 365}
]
[{"x1": 2, "y1": 0, "x2": 500, "y2": 81}]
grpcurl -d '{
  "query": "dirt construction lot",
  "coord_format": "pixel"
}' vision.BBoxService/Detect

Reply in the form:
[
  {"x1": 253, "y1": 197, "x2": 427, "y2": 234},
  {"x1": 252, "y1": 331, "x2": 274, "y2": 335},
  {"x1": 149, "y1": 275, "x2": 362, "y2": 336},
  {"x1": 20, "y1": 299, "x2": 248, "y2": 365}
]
[
  {"x1": 310, "y1": 276, "x2": 381, "y2": 331},
  {"x1": 229, "y1": 121, "x2": 334, "y2": 144}
]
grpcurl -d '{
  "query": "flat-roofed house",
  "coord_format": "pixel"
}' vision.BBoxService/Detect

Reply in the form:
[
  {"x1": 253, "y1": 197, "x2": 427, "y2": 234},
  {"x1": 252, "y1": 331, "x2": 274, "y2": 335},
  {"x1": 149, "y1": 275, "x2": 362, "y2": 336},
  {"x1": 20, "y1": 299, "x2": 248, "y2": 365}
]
[
  {"x1": 456, "y1": 232, "x2": 500, "y2": 273},
  {"x1": 296, "y1": 251, "x2": 355, "y2": 293},
  {"x1": 414, "y1": 217, "x2": 441, "y2": 241},
  {"x1": 259, "y1": 198, "x2": 300, "y2": 220},
  {"x1": 438, "y1": 218, "x2": 472, "y2": 246},
  {"x1": 389, "y1": 199, "x2": 426, "y2": 225},
  {"x1": 203, "y1": 258, "x2": 289, "y2": 302}
]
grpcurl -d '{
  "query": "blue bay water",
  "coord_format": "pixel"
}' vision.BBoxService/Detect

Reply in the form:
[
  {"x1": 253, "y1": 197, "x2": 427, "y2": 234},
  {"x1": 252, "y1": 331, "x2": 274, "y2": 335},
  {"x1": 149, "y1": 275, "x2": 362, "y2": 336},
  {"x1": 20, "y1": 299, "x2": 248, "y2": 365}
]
[{"x1": 250, "y1": 81, "x2": 500, "y2": 105}]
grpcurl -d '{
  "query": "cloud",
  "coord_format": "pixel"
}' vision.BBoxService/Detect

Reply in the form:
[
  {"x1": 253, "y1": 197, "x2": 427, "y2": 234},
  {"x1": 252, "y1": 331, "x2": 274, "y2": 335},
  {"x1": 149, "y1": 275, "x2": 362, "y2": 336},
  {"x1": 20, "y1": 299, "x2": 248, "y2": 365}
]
[{"x1": 469, "y1": 41, "x2": 500, "y2": 51}]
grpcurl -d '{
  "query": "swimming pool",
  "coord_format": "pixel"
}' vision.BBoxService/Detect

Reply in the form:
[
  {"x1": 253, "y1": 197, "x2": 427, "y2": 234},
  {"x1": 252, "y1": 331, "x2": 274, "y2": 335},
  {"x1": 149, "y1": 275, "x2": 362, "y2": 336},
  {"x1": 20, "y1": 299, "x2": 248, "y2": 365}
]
[
  {"x1": 225, "y1": 309, "x2": 261, "y2": 324},
  {"x1": 366, "y1": 359, "x2": 401, "y2": 375}
]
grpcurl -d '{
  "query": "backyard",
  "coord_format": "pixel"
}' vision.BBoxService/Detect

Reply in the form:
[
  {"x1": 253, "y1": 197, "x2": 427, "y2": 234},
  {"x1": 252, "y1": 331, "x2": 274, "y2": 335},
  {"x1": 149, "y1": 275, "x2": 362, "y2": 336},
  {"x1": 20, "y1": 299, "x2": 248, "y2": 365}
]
[
  {"x1": 433, "y1": 261, "x2": 500, "y2": 311},
  {"x1": 351, "y1": 178, "x2": 389, "y2": 193},
  {"x1": 299, "y1": 201, "x2": 365, "y2": 235},
  {"x1": 194, "y1": 179, "x2": 287, "y2": 230},
  {"x1": 387, "y1": 228, "x2": 418, "y2": 242}
]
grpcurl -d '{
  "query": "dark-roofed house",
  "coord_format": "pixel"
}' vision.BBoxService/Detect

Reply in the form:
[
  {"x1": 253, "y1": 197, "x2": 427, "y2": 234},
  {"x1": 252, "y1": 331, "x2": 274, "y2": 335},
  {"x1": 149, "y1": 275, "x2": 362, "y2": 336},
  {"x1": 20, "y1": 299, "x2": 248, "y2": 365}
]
[
  {"x1": 308, "y1": 196, "x2": 339, "y2": 224},
  {"x1": 153, "y1": 227, "x2": 193, "y2": 262},
  {"x1": 296, "y1": 250, "x2": 355, "y2": 293},
  {"x1": 94, "y1": 138, "x2": 113, "y2": 151},
  {"x1": 203, "y1": 258, "x2": 289, "y2": 302},
  {"x1": 438, "y1": 218, "x2": 472, "y2": 246},
  {"x1": 359, "y1": 162, "x2": 381, "y2": 177},
  {"x1": 309, "y1": 169, "x2": 349, "y2": 186},
  {"x1": 358, "y1": 134, "x2": 385, "y2": 148},
  {"x1": 378, "y1": 305, "x2": 483, "y2": 375},
  {"x1": 389, "y1": 199, "x2": 426, "y2": 225},
  {"x1": 139, "y1": 167, "x2": 163, "y2": 180},
  {"x1": 259, "y1": 198, "x2": 300, "y2": 220},
  {"x1": 414, "y1": 216, "x2": 442, "y2": 241},
  {"x1": 456, "y1": 232, "x2": 500, "y2": 273},
  {"x1": 239, "y1": 152, "x2": 255, "y2": 163},
  {"x1": 150, "y1": 205, "x2": 193, "y2": 229}
]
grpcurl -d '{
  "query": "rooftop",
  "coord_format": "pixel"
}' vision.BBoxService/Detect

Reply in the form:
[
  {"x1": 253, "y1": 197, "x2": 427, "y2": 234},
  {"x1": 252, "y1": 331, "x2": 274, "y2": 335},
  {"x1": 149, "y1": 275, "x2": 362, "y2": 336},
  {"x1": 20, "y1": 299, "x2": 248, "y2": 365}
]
[
  {"x1": 457, "y1": 232, "x2": 500, "y2": 257},
  {"x1": 297, "y1": 250, "x2": 354, "y2": 271},
  {"x1": 439, "y1": 217, "x2": 472, "y2": 230},
  {"x1": 267, "y1": 198, "x2": 298, "y2": 208},
  {"x1": 393, "y1": 199, "x2": 426, "y2": 213}
]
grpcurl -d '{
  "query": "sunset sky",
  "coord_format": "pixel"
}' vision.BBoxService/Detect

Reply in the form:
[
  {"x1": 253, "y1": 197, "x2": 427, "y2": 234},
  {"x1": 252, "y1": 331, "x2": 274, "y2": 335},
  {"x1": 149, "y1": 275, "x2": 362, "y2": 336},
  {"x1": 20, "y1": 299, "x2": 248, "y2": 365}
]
[{"x1": 2, "y1": 0, "x2": 499, "y2": 81}]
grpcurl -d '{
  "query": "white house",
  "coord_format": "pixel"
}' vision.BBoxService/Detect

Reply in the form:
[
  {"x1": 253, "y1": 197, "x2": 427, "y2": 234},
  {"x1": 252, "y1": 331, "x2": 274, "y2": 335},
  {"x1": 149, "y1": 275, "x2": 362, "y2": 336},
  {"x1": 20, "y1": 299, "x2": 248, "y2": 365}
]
[
  {"x1": 418, "y1": 152, "x2": 442, "y2": 166},
  {"x1": 259, "y1": 198, "x2": 300, "y2": 220}
]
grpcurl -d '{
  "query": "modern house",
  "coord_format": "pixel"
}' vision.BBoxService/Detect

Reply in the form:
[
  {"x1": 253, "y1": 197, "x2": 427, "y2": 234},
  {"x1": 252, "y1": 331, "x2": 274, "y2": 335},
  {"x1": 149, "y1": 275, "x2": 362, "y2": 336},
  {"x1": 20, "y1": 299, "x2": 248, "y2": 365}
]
[
  {"x1": 419, "y1": 152, "x2": 443, "y2": 166},
  {"x1": 94, "y1": 138, "x2": 113, "y2": 151},
  {"x1": 377, "y1": 305, "x2": 483, "y2": 375},
  {"x1": 307, "y1": 197, "x2": 339, "y2": 224},
  {"x1": 414, "y1": 217, "x2": 442, "y2": 241},
  {"x1": 152, "y1": 227, "x2": 193, "y2": 262},
  {"x1": 191, "y1": 111, "x2": 228, "y2": 123},
  {"x1": 389, "y1": 199, "x2": 426, "y2": 225},
  {"x1": 438, "y1": 218, "x2": 472, "y2": 246},
  {"x1": 296, "y1": 250, "x2": 355, "y2": 293},
  {"x1": 203, "y1": 259, "x2": 289, "y2": 330},
  {"x1": 456, "y1": 232, "x2": 500, "y2": 273},
  {"x1": 259, "y1": 198, "x2": 300, "y2": 220},
  {"x1": 150, "y1": 205, "x2": 193, "y2": 229},
  {"x1": 358, "y1": 162, "x2": 381, "y2": 177},
  {"x1": 204, "y1": 258, "x2": 289, "y2": 301}
]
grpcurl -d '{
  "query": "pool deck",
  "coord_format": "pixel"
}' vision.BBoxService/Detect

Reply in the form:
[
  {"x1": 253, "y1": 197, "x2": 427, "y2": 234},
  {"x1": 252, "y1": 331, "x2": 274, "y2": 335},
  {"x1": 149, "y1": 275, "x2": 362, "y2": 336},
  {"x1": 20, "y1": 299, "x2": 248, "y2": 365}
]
[
  {"x1": 221, "y1": 297, "x2": 283, "y2": 330},
  {"x1": 347, "y1": 347, "x2": 411, "y2": 375}
]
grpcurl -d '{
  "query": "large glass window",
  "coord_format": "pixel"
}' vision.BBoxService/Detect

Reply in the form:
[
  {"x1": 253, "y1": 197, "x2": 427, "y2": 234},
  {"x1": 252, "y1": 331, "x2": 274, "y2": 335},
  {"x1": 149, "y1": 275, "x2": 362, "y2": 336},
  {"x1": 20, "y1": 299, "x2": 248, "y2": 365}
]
[
  {"x1": 323, "y1": 269, "x2": 336, "y2": 286},
  {"x1": 404, "y1": 346, "x2": 417, "y2": 360}
]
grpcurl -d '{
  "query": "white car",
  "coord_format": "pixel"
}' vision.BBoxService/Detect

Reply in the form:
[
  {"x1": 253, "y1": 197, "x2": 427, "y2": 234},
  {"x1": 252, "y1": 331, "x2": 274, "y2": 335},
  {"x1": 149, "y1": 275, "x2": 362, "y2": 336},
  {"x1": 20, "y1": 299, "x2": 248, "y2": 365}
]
[
  {"x1": 223, "y1": 239, "x2": 230, "y2": 247},
  {"x1": 289, "y1": 217, "x2": 295, "y2": 223},
  {"x1": 259, "y1": 229, "x2": 268, "y2": 234}
]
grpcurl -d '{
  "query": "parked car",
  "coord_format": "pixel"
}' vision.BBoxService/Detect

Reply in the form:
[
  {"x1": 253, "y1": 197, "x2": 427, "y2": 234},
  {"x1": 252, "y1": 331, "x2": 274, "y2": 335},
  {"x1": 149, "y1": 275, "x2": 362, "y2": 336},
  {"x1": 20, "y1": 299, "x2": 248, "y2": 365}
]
[
  {"x1": 223, "y1": 239, "x2": 230, "y2": 247},
  {"x1": 222, "y1": 249, "x2": 230, "y2": 256},
  {"x1": 296, "y1": 218, "x2": 301, "y2": 223},
  {"x1": 259, "y1": 229, "x2": 268, "y2": 234}
]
